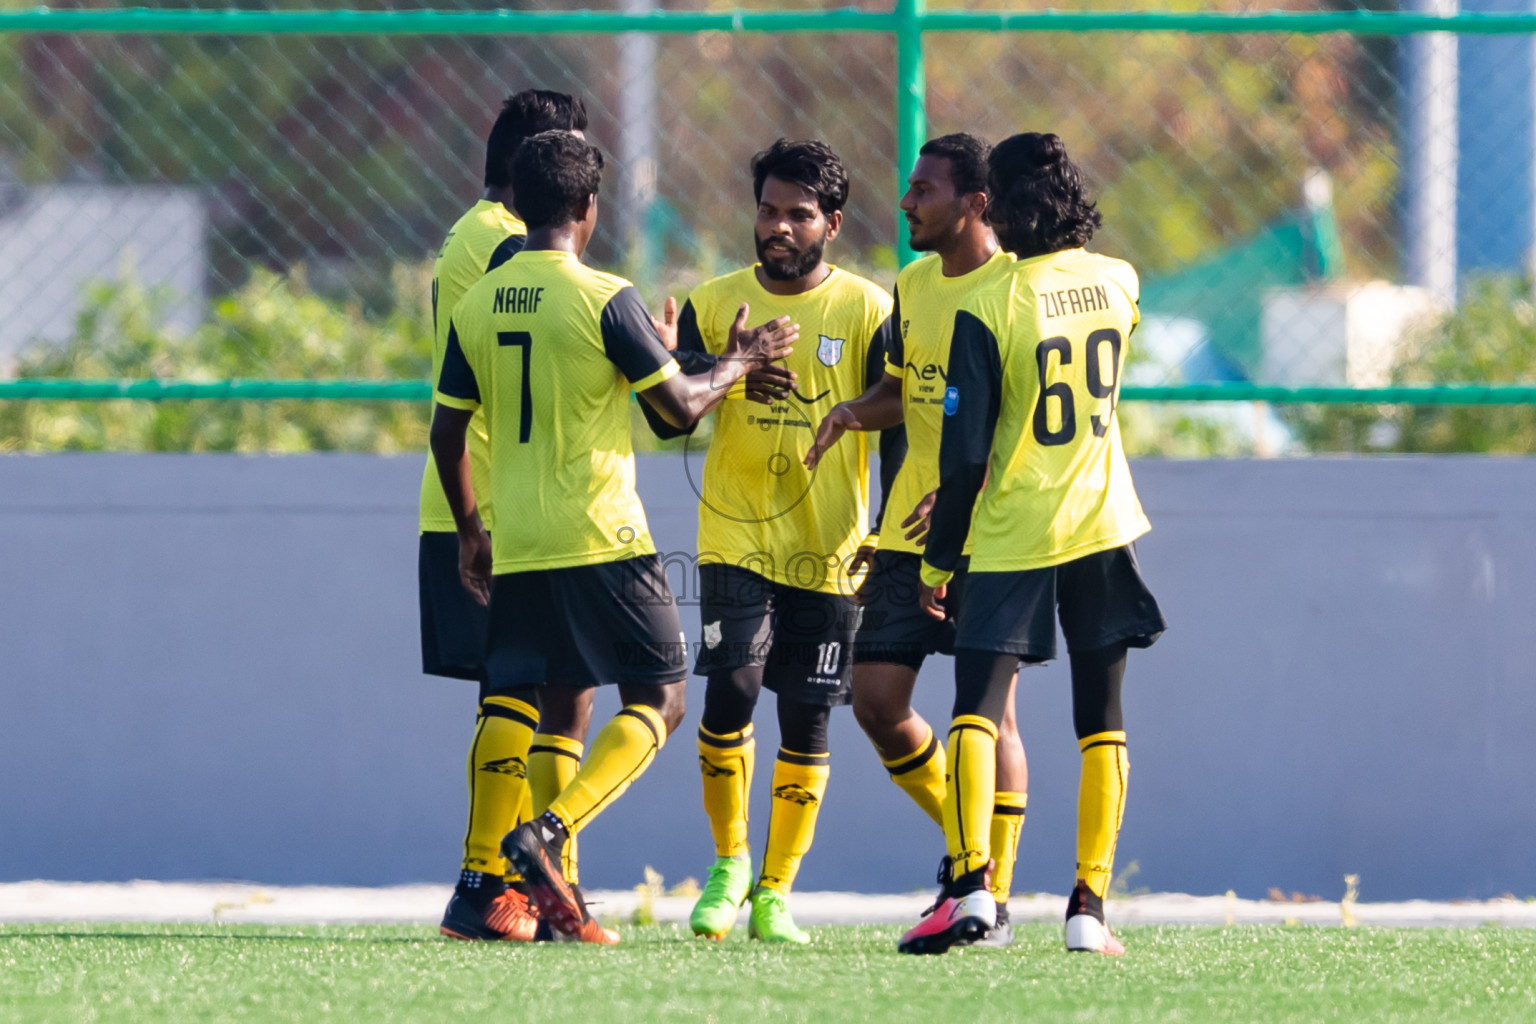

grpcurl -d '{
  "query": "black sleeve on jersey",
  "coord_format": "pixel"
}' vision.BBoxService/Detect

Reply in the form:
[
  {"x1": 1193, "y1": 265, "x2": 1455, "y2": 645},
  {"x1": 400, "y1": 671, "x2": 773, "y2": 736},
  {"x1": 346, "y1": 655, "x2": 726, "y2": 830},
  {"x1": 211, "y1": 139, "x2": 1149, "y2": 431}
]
[
  {"x1": 437, "y1": 320, "x2": 481, "y2": 404},
  {"x1": 867, "y1": 307, "x2": 907, "y2": 535},
  {"x1": 925, "y1": 309, "x2": 1001, "y2": 574},
  {"x1": 884, "y1": 285, "x2": 905, "y2": 368},
  {"x1": 600, "y1": 286, "x2": 677, "y2": 384},
  {"x1": 638, "y1": 298, "x2": 712, "y2": 440},
  {"x1": 484, "y1": 233, "x2": 526, "y2": 274}
]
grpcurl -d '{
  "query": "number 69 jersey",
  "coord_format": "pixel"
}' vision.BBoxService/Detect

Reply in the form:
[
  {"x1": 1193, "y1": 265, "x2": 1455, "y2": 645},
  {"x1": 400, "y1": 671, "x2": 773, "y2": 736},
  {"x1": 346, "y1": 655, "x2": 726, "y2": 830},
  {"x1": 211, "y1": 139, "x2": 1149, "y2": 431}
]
[
  {"x1": 435, "y1": 249, "x2": 680, "y2": 574},
  {"x1": 922, "y1": 247, "x2": 1151, "y2": 579}
]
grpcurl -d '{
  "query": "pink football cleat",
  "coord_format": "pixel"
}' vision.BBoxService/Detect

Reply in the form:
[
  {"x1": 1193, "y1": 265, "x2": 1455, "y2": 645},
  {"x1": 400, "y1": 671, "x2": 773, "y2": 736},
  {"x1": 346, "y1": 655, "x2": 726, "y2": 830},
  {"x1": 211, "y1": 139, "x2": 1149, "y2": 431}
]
[{"x1": 897, "y1": 857, "x2": 996, "y2": 955}]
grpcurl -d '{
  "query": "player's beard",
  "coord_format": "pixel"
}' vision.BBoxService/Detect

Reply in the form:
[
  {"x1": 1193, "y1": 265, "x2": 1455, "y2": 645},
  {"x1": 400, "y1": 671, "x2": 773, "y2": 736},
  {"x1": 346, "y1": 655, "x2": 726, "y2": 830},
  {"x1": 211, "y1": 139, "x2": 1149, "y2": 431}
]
[
  {"x1": 907, "y1": 200, "x2": 966, "y2": 253},
  {"x1": 756, "y1": 229, "x2": 826, "y2": 281}
]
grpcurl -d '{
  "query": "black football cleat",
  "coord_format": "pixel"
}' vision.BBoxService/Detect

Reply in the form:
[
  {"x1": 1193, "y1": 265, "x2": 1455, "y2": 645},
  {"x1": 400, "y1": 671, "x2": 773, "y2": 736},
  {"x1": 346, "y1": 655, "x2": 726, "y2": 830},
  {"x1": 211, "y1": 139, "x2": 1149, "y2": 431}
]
[{"x1": 502, "y1": 813, "x2": 588, "y2": 940}]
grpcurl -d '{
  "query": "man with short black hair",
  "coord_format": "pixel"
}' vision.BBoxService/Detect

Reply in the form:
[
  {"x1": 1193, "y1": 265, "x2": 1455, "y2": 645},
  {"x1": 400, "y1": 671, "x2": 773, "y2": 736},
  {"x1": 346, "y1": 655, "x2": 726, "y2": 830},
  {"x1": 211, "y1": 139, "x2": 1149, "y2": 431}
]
[
  {"x1": 424, "y1": 90, "x2": 592, "y2": 944},
  {"x1": 662, "y1": 138, "x2": 901, "y2": 944},
  {"x1": 806, "y1": 133, "x2": 1029, "y2": 948},
  {"x1": 432, "y1": 130, "x2": 799, "y2": 944},
  {"x1": 897, "y1": 131, "x2": 1165, "y2": 956}
]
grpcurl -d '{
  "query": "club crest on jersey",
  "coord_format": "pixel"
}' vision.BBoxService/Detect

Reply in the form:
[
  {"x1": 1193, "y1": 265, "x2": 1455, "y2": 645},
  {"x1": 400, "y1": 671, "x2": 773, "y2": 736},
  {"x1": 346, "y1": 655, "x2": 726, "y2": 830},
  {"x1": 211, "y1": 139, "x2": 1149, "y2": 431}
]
[
  {"x1": 816, "y1": 334, "x2": 847, "y2": 367},
  {"x1": 943, "y1": 386, "x2": 960, "y2": 415},
  {"x1": 703, "y1": 621, "x2": 722, "y2": 649}
]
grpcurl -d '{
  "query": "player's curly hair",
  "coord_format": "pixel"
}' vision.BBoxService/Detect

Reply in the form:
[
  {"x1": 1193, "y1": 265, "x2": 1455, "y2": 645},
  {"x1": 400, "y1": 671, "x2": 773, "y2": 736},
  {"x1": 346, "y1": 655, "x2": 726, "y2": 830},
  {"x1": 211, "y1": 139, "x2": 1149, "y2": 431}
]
[
  {"x1": 485, "y1": 89, "x2": 589, "y2": 189},
  {"x1": 985, "y1": 132, "x2": 1101, "y2": 258},
  {"x1": 509, "y1": 131, "x2": 604, "y2": 229},
  {"x1": 919, "y1": 133, "x2": 990, "y2": 197},
  {"x1": 751, "y1": 139, "x2": 850, "y2": 215}
]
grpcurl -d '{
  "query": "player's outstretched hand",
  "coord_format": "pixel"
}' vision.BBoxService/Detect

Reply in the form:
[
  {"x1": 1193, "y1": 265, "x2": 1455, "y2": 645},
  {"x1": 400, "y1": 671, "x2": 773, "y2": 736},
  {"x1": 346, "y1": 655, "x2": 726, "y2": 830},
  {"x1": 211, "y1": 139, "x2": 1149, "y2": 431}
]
[
  {"x1": 918, "y1": 582, "x2": 946, "y2": 620},
  {"x1": 805, "y1": 403, "x2": 861, "y2": 469},
  {"x1": 743, "y1": 363, "x2": 797, "y2": 405},
  {"x1": 457, "y1": 526, "x2": 493, "y2": 607},
  {"x1": 651, "y1": 295, "x2": 679, "y2": 351},
  {"x1": 901, "y1": 489, "x2": 937, "y2": 545},
  {"x1": 724, "y1": 302, "x2": 797, "y2": 367}
]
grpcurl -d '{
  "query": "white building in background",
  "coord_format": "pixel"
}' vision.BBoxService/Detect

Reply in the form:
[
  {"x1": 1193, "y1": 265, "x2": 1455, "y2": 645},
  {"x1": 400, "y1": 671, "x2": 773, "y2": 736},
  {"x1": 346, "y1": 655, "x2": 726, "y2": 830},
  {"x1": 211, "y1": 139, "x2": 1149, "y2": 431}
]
[
  {"x1": 1259, "y1": 283, "x2": 1445, "y2": 387},
  {"x1": 0, "y1": 185, "x2": 206, "y2": 367}
]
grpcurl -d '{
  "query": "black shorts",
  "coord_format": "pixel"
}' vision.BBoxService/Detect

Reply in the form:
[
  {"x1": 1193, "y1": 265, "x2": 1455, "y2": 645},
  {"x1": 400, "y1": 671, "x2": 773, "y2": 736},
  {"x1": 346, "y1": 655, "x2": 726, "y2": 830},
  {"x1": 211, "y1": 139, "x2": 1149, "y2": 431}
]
[
  {"x1": 484, "y1": 554, "x2": 688, "y2": 690},
  {"x1": 955, "y1": 545, "x2": 1166, "y2": 661},
  {"x1": 853, "y1": 550, "x2": 969, "y2": 670},
  {"x1": 694, "y1": 563, "x2": 860, "y2": 707},
  {"x1": 419, "y1": 531, "x2": 489, "y2": 682}
]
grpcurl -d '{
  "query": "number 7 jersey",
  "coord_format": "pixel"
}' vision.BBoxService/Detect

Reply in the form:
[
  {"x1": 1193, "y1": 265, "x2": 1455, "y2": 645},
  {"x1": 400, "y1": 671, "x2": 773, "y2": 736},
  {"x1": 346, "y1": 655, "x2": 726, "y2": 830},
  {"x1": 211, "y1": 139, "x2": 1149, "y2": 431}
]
[
  {"x1": 435, "y1": 249, "x2": 680, "y2": 574},
  {"x1": 926, "y1": 247, "x2": 1150, "y2": 576}
]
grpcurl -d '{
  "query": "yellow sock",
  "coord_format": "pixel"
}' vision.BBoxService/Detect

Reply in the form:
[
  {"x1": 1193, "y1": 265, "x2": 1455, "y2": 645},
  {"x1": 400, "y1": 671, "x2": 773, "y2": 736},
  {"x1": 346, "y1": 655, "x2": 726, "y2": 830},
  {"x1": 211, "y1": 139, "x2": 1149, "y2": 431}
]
[
  {"x1": 461, "y1": 696, "x2": 537, "y2": 876},
  {"x1": 943, "y1": 715, "x2": 998, "y2": 878},
  {"x1": 548, "y1": 705, "x2": 667, "y2": 835},
  {"x1": 1077, "y1": 731, "x2": 1129, "y2": 898},
  {"x1": 880, "y1": 723, "x2": 946, "y2": 829},
  {"x1": 698, "y1": 723, "x2": 755, "y2": 858},
  {"x1": 989, "y1": 791, "x2": 1027, "y2": 903},
  {"x1": 757, "y1": 749, "x2": 830, "y2": 893},
  {"x1": 529, "y1": 732, "x2": 583, "y2": 883}
]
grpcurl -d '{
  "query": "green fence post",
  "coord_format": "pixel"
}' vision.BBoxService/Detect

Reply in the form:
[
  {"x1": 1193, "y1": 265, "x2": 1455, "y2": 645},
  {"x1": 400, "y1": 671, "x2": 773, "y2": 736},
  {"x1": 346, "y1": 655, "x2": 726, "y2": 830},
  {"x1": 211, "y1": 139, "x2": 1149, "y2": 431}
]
[{"x1": 895, "y1": 0, "x2": 926, "y2": 267}]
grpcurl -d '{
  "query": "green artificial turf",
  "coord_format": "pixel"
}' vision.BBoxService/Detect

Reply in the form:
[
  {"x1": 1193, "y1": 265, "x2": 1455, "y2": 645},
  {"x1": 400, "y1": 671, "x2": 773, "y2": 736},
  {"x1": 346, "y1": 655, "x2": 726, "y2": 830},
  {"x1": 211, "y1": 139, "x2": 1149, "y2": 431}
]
[{"x1": 2, "y1": 922, "x2": 1533, "y2": 1023}]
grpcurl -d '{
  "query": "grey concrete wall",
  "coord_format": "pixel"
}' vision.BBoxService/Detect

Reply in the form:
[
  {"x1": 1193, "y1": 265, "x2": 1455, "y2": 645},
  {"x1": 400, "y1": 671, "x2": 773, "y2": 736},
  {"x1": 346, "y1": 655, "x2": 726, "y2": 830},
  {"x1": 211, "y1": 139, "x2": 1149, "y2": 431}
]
[{"x1": 1, "y1": 454, "x2": 1532, "y2": 902}]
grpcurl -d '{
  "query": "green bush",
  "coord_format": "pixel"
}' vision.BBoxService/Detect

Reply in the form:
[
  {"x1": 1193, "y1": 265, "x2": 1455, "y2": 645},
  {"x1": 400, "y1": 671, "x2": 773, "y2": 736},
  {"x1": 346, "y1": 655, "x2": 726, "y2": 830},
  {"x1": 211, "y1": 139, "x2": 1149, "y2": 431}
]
[
  {"x1": 0, "y1": 267, "x2": 433, "y2": 453},
  {"x1": 1286, "y1": 275, "x2": 1536, "y2": 454}
]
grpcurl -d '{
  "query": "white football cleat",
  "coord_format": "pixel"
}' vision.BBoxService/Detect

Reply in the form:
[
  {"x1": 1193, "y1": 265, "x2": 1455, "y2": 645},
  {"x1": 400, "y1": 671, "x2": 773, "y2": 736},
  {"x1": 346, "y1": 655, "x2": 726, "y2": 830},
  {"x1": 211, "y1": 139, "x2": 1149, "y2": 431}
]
[{"x1": 1065, "y1": 880, "x2": 1125, "y2": 955}]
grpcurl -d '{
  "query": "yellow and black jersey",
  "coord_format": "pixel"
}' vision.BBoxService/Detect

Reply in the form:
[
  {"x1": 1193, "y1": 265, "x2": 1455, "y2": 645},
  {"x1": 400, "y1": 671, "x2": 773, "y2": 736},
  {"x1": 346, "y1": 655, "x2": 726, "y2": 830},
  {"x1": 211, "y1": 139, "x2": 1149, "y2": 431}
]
[
  {"x1": 435, "y1": 249, "x2": 679, "y2": 574},
  {"x1": 418, "y1": 199, "x2": 528, "y2": 533},
  {"x1": 677, "y1": 265, "x2": 895, "y2": 595},
  {"x1": 881, "y1": 249, "x2": 1015, "y2": 557},
  {"x1": 921, "y1": 248, "x2": 1151, "y2": 583}
]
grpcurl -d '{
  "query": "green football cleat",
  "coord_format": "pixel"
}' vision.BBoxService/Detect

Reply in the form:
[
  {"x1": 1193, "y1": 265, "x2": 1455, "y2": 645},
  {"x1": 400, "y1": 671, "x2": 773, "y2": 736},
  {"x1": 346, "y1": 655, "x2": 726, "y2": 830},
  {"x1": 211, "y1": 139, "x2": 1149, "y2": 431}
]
[
  {"x1": 690, "y1": 855, "x2": 752, "y2": 939},
  {"x1": 748, "y1": 886, "x2": 810, "y2": 944}
]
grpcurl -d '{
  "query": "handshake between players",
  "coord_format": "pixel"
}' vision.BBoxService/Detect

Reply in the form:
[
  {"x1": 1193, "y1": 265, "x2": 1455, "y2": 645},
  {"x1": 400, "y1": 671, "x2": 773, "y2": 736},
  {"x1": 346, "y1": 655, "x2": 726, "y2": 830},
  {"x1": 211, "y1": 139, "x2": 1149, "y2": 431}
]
[{"x1": 423, "y1": 89, "x2": 1163, "y2": 956}]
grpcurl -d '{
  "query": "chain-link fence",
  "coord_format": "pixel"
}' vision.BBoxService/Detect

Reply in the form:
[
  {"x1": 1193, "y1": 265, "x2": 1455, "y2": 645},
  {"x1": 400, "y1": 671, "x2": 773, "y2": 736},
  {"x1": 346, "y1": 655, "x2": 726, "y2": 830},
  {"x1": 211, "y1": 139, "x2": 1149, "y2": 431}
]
[{"x1": 2, "y1": 3, "x2": 1535, "y2": 454}]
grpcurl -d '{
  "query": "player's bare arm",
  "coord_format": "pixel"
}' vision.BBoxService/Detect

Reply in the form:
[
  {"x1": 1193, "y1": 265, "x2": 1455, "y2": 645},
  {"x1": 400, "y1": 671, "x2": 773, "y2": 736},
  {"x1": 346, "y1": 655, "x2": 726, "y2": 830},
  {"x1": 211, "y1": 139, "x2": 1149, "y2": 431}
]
[
  {"x1": 428, "y1": 403, "x2": 493, "y2": 606},
  {"x1": 645, "y1": 290, "x2": 792, "y2": 411},
  {"x1": 639, "y1": 302, "x2": 798, "y2": 428},
  {"x1": 805, "y1": 370, "x2": 903, "y2": 470}
]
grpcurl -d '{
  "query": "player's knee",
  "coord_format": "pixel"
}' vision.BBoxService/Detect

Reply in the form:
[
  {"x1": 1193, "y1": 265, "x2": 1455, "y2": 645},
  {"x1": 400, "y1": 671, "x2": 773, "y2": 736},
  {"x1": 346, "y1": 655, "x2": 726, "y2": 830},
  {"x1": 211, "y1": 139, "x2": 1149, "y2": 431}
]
[
  {"x1": 998, "y1": 696, "x2": 1021, "y2": 740},
  {"x1": 851, "y1": 691, "x2": 911, "y2": 745},
  {"x1": 620, "y1": 679, "x2": 688, "y2": 737},
  {"x1": 952, "y1": 650, "x2": 1019, "y2": 726},
  {"x1": 536, "y1": 687, "x2": 593, "y2": 739},
  {"x1": 1069, "y1": 643, "x2": 1127, "y2": 740},
  {"x1": 700, "y1": 667, "x2": 761, "y2": 735},
  {"x1": 778, "y1": 699, "x2": 831, "y2": 756},
  {"x1": 653, "y1": 682, "x2": 688, "y2": 735}
]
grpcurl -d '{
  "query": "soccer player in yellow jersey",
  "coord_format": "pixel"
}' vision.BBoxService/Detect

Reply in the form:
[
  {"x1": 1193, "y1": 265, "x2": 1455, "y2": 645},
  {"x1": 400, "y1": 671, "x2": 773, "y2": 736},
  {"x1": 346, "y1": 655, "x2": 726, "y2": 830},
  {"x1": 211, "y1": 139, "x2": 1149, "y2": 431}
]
[
  {"x1": 659, "y1": 140, "x2": 899, "y2": 944},
  {"x1": 804, "y1": 134, "x2": 1028, "y2": 947},
  {"x1": 896, "y1": 133, "x2": 1166, "y2": 956},
  {"x1": 430, "y1": 131, "x2": 798, "y2": 944},
  {"x1": 420, "y1": 90, "x2": 592, "y2": 944}
]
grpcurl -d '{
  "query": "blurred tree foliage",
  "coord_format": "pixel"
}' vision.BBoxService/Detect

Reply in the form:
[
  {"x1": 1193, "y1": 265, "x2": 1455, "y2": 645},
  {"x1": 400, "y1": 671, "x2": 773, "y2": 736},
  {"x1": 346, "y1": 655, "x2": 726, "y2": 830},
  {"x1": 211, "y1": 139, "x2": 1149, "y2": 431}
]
[
  {"x1": 0, "y1": 268, "x2": 433, "y2": 452},
  {"x1": 0, "y1": 0, "x2": 1399, "y2": 300},
  {"x1": 1286, "y1": 275, "x2": 1536, "y2": 453},
  {"x1": 0, "y1": 267, "x2": 706, "y2": 453}
]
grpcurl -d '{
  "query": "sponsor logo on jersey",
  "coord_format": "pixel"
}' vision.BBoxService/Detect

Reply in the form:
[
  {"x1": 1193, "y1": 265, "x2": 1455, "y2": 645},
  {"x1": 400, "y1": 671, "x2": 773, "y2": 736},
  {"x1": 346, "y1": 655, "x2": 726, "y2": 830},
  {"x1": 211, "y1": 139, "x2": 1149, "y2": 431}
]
[
  {"x1": 943, "y1": 386, "x2": 960, "y2": 415},
  {"x1": 905, "y1": 360, "x2": 947, "y2": 382},
  {"x1": 703, "y1": 621, "x2": 723, "y2": 649},
  {"x1": 816, "y1": 334, "x2": 847, "y2": 367}
]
